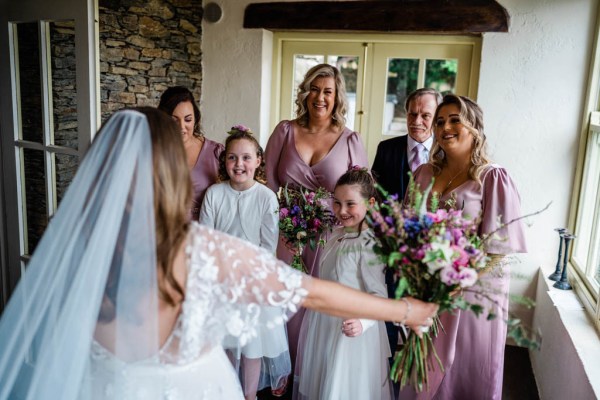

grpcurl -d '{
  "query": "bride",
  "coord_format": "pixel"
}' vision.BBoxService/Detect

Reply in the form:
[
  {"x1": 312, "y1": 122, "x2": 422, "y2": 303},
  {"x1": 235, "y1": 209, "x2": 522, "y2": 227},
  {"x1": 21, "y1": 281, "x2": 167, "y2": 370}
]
[{"x1": 0, "y1": 107, "x2": 437, "y2": 399}]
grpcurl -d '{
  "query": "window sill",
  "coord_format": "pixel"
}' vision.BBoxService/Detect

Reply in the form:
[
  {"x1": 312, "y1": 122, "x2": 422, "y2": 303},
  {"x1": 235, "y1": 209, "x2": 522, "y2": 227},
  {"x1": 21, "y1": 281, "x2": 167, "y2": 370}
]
[{"x1": 530, "y1": 267, "x2": 600, "y2": 399}]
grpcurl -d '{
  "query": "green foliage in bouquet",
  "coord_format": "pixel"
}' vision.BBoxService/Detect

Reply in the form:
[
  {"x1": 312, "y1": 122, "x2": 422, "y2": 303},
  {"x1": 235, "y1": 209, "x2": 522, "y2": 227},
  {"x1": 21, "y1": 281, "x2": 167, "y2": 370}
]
[{"x1": 365, "y1": 175, "x2": 543, "y2": 392}]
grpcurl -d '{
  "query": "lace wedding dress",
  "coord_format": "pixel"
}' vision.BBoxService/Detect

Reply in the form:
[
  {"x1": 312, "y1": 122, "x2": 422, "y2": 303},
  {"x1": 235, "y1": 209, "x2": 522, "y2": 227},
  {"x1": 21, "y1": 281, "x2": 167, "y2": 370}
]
[
  {"x1": 0, "y1": 110, "x2": 307, "y2": 400},
  {"x1": 86, "y1": 223, "x2": 307, "y2": 399}
]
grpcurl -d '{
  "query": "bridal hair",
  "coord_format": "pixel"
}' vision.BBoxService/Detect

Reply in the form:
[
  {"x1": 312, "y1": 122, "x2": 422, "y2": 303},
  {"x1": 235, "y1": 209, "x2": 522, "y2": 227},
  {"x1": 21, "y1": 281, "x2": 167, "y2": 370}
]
[
  {"x1": 295, "y1": 63, "x2": 348, "y2": 129},
  {"x1": 99, "y1": 108, "x2": 192, "y2": 323},
  {"x1": 158, "y1": 86, "x2": 204, "y2": 138},
  {"x1": 147, "y1": 107, "x2": 192, "y2": 306},
  {"x1": 430, "y1": 94, "x2": 491, "y2": 184},
  {"x1": 218, "y1": 125, "x2": 267, "y2": 184}
]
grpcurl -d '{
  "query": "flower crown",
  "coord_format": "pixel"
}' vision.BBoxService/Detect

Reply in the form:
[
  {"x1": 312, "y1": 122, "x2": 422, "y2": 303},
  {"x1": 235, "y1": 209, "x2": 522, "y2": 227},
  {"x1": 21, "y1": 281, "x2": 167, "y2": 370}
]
[
  {"x1": 227, "y1": 124, "x2": 253, "y2": 135},
  {"x1": 349, "y1": 165, "x2": 369, "y2": 173}
]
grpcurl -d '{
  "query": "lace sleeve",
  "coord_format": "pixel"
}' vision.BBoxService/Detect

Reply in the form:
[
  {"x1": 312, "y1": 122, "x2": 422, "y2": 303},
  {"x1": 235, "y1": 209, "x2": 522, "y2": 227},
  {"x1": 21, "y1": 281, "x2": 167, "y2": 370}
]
[{"x1": 184, "y1": 223, "x2": 308, "y2": 349}]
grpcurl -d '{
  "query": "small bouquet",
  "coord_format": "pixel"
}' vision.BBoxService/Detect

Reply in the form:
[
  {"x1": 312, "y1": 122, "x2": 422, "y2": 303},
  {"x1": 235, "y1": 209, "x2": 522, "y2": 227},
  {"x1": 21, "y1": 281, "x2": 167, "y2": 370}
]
[
  {"x1": 278, "y1": 184, "x2": 335, "y2": 272},
  {"x1": 366, "y1": 178, "x2": 539, "y2": 392}
]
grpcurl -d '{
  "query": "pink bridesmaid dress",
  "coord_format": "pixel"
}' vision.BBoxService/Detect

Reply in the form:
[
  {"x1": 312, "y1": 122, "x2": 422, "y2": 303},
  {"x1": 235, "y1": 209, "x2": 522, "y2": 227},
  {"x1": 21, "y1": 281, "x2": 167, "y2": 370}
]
[
  {"x1": 189, "y1": 138, "x2": 224, "y2": 221},
  {"x1": 401, "y1": 163, "x2": 527, "y2": 400},
  {"x1": 264, "y1": 119, "x2": 368, "y2": 384}
]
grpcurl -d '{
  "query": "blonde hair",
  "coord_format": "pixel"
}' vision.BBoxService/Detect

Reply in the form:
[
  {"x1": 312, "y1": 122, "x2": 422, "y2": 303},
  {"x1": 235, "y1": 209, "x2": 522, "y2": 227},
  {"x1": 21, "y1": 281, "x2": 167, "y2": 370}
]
[
  {"x1": 430, "y1": 94, "x2": 491, "y2": 184},
  {"x1": 294, "y1": 63, "x2": 348, "y2": 129}
]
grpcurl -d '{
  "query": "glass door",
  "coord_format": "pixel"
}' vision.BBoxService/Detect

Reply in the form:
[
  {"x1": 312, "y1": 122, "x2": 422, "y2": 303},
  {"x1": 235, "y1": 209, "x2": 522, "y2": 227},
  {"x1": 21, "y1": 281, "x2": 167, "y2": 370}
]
[
  {"x1": 277, "y1": 40, "x2": 367, "y2": 132},
  {"x1": 366, "y1": 39, "x2": 479, "y2": 162},
  {"x1": 273, "y1": 33, "x2": 481, "y2": 164},
  {"x1": 0, "y1": 0, "x2": 99, "y2": 305}
]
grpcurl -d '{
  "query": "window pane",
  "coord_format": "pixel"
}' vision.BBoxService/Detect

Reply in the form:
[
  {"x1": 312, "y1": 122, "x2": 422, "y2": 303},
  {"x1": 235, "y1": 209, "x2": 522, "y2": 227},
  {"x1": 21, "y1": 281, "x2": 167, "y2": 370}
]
[
  {"x1": 572, "y1": 128, "x2": 600, "y2": 272},
  {"x1": 328, "y1": 55, "x2": 358, "y2": 130},
  {"x1": 291, "y1": 55, "x2": 324, "y2": 117},
  {"x1": 16, "y1": 22, "x2": 44, "y2": 143},
  {"x1": 50, "y1": 20, "x2": 78, "y2": 149},
  {"x1": 425, "y1": 59, "x2": 458, "y2": 95},
  {"x1": 22, "y1": 148, "x2": 48, "y2": 255},
  {"x1": 384, "y1": 58, "x2": 419, "y2": 135}
]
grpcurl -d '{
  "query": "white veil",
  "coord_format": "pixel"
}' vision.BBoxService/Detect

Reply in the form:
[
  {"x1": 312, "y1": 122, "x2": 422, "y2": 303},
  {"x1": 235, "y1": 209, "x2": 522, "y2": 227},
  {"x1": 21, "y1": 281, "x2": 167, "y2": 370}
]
[{"x1": 0, "y1": 109, "x2": 160, "y2": 399}]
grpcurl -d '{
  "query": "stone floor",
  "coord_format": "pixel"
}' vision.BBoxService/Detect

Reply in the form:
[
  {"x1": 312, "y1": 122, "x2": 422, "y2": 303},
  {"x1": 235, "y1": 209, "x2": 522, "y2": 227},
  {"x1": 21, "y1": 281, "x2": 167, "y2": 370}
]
[{"x1": 257, "y1": 345, "x2": 539, "y2": 399}]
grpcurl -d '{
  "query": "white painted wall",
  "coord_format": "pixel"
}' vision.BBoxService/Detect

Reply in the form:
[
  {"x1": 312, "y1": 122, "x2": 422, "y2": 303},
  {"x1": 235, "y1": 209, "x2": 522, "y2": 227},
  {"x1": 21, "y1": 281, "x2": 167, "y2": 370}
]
[{"x1": 202, "y1": 0, "x2": 599, "y2": 394}]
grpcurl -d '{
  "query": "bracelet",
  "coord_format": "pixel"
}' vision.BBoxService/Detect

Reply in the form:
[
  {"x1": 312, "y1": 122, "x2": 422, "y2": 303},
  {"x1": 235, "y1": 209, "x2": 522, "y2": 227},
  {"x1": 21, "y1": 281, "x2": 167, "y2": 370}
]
[{"x1": 393, "y1": 298, "x2": 412, "y2": 326}]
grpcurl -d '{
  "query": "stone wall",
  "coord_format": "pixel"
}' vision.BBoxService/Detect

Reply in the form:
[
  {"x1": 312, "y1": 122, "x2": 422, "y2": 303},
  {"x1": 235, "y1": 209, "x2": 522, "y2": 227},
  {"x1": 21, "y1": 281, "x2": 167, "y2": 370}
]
[{"x1": 99, "y1": 0, "x2": 203, "y2": 121}]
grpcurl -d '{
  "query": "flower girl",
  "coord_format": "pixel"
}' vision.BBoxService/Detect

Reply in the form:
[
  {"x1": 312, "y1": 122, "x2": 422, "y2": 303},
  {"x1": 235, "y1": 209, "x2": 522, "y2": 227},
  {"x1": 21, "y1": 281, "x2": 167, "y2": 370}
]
[
  {"x1": 199, "y1": 125, "x2": 289, "y2": 400},
  {"x1": 296, "y1": 167, "x2": 393, "y2": 400}
]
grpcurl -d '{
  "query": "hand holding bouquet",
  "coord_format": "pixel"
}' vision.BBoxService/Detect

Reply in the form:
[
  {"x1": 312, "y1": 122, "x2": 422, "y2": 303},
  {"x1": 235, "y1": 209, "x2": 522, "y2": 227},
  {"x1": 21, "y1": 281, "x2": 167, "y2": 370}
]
[
  {"x1": 366, "y1": 178, "x2": 539, "y2": 391},
  {"x1": 278, "y1": 184, "x2": 335, "y2": 272}
]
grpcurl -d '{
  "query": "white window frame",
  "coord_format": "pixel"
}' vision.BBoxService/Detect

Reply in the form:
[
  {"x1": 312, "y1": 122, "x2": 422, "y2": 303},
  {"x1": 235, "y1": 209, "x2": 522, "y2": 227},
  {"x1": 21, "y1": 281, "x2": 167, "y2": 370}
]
[{"x1": 569, "y1": 10, "x2": 600, "y2": 332}]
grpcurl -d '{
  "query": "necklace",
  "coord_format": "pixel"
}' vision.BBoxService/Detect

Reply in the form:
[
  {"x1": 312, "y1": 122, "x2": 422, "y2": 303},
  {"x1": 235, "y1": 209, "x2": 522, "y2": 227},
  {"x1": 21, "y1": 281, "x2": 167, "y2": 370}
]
[{"x1": 442, "y1": 166, "x2": 468, "y2": 195}]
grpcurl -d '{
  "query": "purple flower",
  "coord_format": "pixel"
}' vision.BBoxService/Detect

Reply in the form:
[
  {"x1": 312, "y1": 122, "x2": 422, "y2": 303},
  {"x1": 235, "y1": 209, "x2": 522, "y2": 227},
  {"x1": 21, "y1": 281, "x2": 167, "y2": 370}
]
[{"x1": 231, "y1": 124, "x2": 250, "y2": 132}]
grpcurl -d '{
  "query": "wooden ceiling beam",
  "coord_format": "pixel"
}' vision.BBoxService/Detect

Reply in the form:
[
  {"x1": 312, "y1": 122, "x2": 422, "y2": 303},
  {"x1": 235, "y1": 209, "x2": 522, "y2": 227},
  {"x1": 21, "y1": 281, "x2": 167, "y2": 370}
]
[{"x1": 244, "y1": 1, "x2": 509, "y2": 33}]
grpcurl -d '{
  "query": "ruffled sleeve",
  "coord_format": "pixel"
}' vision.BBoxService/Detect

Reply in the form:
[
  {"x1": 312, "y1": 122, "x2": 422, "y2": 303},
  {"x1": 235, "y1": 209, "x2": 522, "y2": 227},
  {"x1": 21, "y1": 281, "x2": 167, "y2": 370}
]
[
  {"x1": 346, "y1": 129, "x2": 369, "y2": 169},
  {"x1": 264, "y1": 121, "x2": 290, "y2": 192},
  {"x1": 185, "y1": 223, "x2": 309, "y2": 350},
  {"x1": 480, "y1": 165, "x2": 527, "y2": 254}
]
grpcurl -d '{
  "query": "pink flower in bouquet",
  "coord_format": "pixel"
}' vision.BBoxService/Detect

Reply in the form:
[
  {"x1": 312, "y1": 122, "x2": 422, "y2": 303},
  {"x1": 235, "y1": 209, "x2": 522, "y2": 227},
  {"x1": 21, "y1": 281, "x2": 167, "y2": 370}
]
[
  {"x1": 440, "y1": 265, "x2": 478, "y2": 288},
  {"x1": 280, "y1": 208, "x2": 289, "y2": 218},
  {"x1": 452, "y1": 245, "x2": 470, "y2": 267},
  {"x1": 312, "y1": 218, "x2": 321, "y2": 230},
  {"x1": 428, "y1": 209, "x2": 448, "y2": 223},
  {"x1": 306, "y1": 191, "x2": 315, "y2": 204}
]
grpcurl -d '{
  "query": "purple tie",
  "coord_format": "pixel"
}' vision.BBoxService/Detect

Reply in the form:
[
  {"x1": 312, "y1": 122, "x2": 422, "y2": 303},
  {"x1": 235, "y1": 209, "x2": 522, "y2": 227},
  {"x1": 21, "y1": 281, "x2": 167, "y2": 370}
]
[{"x1": 410, "y1": 144, "x2": 427, "y2": 172}]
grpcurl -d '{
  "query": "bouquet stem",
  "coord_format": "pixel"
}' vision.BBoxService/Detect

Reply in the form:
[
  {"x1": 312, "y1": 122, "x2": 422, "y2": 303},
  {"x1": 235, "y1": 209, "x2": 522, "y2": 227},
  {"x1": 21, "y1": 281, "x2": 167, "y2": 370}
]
[
  {"x1": 391, "y1": 330, "x2": 441, "y2": 392},
  {"x1": 290, "y1": 245, "x2": 307, "y2": 273}
]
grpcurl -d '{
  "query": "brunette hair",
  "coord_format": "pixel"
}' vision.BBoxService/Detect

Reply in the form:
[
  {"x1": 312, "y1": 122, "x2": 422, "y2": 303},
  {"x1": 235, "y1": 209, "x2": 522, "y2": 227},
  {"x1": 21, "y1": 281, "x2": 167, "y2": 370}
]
[
  {"x1": 430, "y1": 94, "x2": 491, "y2": 184},
  {"x1": 142, "y1": 107, "x2": 191, "y2": 306},
  {"x1": 334, "y1": 167, "x2": 377, "y2": 236},
  {"x1": 158, "y1": 86, "x2": 204, "y2": 138},
  {"x1": 98, "y1": 107, "x2": 191, "y2": 322},
  {"x1": 294, "y1": 63, "x2": 348, "y2": 129},
  {"x1": 217, "y1": 126, "x2": 267, "y2": 184}
]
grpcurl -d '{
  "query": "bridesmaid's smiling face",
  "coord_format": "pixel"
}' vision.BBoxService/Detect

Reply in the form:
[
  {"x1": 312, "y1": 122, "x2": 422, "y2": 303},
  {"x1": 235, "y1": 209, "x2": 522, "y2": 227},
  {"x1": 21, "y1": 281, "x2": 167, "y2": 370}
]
[
  {"x1": 306, "y1": 76, "x2": 336, "y2": 122},
  {"x1": 171, "y1": 101, "x2": 196, "y2": 145},
  {"x1": 434, "y1": 104, "x2": 474, "y2": 159}
]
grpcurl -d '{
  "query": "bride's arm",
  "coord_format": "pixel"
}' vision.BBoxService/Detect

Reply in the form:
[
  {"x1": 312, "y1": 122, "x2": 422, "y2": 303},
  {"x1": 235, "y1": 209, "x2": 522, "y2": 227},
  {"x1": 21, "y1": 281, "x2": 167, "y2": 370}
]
[
  {"x1": 194, "y1": 224, "x2": 437, "y2": 334},
  {"x1": 302, "y1": 278, "x2": 437, "y2": 336}
]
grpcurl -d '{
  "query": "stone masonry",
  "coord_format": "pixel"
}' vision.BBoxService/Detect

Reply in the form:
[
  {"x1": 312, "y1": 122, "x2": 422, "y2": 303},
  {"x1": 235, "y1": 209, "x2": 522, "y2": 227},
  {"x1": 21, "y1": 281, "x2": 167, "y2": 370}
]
[{"x1": 99, "y1": 0, "x2": 203, "y2": 122}]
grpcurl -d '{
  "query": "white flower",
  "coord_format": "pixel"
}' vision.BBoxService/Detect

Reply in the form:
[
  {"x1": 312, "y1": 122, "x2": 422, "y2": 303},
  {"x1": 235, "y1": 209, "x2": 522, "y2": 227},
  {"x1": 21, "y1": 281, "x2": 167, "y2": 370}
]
[
  {"x1": 426, "y1": 258, "x2": 450, "y2": 275},
  {"x1": 296, "y1": 231, "x2": 307, "y2": 240},
  {"x1": 226, "y1": 310, "x2": 244, "y2": 337}
]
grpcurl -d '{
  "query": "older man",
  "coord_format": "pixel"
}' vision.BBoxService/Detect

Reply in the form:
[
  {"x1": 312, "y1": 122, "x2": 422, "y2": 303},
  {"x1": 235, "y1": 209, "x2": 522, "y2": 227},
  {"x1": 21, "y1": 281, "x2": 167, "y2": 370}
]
[
  {"x1": 371, "y1": 87, "x2": 442, "y2": 399},
  {"x1": 372, "y1": 88, "x2": 442, "y2": 198}
]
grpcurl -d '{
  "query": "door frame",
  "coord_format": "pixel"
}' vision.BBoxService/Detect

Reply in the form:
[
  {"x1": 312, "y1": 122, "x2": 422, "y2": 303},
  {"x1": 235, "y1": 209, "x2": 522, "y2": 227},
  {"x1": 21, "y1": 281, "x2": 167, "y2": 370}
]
[{"x1": 0, "y1": 0, "x2": 99, "y2": 303}]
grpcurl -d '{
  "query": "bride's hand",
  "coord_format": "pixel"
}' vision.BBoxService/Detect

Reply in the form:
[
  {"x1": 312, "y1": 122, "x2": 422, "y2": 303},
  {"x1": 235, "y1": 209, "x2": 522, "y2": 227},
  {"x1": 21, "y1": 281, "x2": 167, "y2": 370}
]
[{"x1": 400, "y1": 297, "x2": 438, "y2": 338}]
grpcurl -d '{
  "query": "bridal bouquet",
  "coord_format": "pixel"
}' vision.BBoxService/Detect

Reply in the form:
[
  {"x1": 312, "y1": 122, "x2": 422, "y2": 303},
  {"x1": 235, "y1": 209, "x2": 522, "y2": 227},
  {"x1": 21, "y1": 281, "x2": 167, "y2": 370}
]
[
  {"x1": 365, "y1": 178, "x2": 538, "y2": 391},
  {"x1": 278, "y1": 184, "x2": 335, "y2": 272}
]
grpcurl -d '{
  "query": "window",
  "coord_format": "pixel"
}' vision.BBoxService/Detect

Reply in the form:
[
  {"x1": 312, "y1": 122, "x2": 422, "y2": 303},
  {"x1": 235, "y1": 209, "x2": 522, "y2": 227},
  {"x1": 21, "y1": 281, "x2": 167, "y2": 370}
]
[
  {"x1": 570, "y1": 24, "x2": 600, "y2": 330},
  {"x1": 571, "y1": 116, "x2": 600, "y2": 328},
  {"x1": 272, "y1": 32, "x2": 481, "y2": 163}
]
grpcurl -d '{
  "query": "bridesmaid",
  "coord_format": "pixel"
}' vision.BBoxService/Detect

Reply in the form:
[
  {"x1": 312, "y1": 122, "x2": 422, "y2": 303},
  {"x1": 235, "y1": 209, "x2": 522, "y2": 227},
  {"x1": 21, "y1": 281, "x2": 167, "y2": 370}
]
[
  {"x1": 158, "y1": 86, "x2": 224, "y2": 221},
  {"x1": 403, "y1": 94, "x2": 527, "y2": 400},
  {"x1": 264, "y1": 63, "x2": 368, "y2": 392}
]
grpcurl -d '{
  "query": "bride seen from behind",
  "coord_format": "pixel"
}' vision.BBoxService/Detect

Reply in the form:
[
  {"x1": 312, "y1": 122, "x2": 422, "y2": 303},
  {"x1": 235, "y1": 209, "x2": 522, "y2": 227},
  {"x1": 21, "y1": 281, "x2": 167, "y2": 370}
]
[{"x1": 0, "y1": 107, "x2": 437, "y2": 399}]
